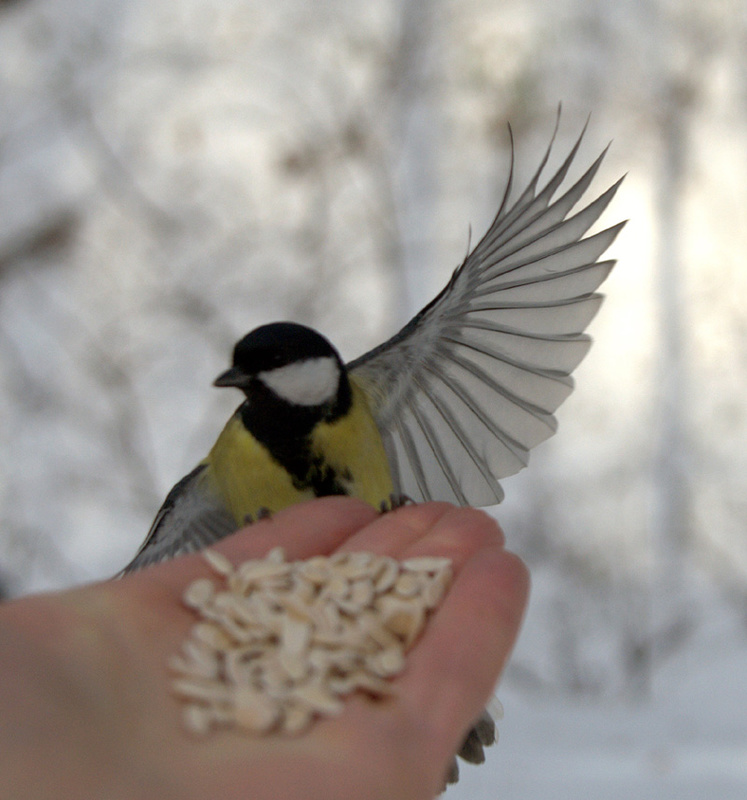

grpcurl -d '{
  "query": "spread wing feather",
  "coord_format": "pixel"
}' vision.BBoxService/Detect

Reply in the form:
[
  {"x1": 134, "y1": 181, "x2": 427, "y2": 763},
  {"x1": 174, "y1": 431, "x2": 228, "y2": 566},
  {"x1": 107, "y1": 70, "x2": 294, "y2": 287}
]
[
  {"x1": 348, "y1": 121, "x2": 625, "y2": 506},
  {"x1": 121, "y1": 464, "x2": 236, "y2": 573}
]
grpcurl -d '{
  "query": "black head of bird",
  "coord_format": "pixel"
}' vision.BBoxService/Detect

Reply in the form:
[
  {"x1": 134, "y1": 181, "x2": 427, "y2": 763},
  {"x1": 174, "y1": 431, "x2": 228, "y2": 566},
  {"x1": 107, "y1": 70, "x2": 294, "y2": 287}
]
[
  {"x1": 209, "y1": 323, "x2": 355, "y2": 464},
  {"x1": 213, "y1": 322, "x2": 351, "y2": 423}
]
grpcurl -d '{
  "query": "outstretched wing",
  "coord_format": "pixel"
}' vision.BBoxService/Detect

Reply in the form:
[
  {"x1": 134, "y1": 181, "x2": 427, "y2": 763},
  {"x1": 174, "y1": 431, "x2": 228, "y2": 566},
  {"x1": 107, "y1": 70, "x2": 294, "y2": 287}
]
[
  {"x1": 122, "y1": 464, "x2": 236, "y2": 573},
  {"x1": 348, "y1": 119, "x2": 625, "y2": 506}
]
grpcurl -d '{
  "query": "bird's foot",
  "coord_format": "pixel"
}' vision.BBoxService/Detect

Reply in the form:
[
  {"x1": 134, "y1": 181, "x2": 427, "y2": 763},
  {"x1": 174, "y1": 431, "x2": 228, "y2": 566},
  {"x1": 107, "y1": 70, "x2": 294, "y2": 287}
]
[
  {"x1": 379, "y1": 493, "x2": 412, "y2": 513},
  {"x1": 442, "y1": 710, "x2": 496, "y2": 788},
  {"x1": 243, "y1": 507, "x2": 272, "y2": 525},
  {"x1": 457, "y1": 710, "x2": 495, "y2": 764}
]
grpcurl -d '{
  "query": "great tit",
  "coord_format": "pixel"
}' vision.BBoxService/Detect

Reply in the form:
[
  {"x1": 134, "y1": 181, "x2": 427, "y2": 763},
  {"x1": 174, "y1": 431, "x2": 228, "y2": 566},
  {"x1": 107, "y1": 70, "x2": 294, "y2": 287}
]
[
  {"x1": 122, "y1": 120, "x2": 624, "y2": 781},
  {"x1": 124, "y1": 121, "x2": 624, "y2": 573}
]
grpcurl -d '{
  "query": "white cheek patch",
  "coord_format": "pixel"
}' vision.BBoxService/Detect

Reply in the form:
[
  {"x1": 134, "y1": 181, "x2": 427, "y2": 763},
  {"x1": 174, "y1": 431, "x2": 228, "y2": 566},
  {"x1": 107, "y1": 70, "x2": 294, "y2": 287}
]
[{"x1": 258, "y1": 357, "x2": 340, "y2": 406}]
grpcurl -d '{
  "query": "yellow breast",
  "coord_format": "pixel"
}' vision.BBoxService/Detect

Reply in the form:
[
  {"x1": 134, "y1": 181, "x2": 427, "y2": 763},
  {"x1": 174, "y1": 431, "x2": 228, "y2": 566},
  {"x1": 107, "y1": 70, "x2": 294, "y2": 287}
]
[
  {"x1": 309, "y1": 379, "x2": 393, "y2": 508},
  {"x1": 205, "y1": 379, "x2": 393, "y2": 525},
  {"x1": 205, "y1": 414, "x2": 313, "y2": 523}
]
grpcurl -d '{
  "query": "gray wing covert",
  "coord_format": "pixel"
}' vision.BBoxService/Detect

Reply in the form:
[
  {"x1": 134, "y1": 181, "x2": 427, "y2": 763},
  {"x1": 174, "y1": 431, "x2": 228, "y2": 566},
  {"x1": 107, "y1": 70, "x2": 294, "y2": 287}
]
[{"x1": 122, "y1": 464, "x2": 236, "y2": 573}]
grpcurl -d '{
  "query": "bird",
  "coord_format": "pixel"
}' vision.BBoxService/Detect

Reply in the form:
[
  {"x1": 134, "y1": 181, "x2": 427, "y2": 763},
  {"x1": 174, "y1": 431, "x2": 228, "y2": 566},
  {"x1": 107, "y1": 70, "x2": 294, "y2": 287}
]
[
  {"x1": 122, "y1": 117, "x2": 624, "y2": 780},
  {"x1": 124, "y1": 119, "x2": 624, "y2": 572}
]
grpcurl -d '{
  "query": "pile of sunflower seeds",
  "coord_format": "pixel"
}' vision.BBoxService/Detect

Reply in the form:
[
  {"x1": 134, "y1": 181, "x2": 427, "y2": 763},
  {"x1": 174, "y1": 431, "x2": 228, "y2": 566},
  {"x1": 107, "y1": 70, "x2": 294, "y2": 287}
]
[{"x1": 171, "y1": 546, "x2": 453, "y2": 736}]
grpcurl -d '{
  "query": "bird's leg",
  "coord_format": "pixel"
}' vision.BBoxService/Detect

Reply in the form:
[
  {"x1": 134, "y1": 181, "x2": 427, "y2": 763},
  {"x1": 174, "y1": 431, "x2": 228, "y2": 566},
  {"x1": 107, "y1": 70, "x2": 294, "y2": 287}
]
[
  {"x1": 242, "y1": 507, "x2": 272, "y2": 525},
  {"x1": 379, "y1": 493, "x2": 412, "y2": 513}
]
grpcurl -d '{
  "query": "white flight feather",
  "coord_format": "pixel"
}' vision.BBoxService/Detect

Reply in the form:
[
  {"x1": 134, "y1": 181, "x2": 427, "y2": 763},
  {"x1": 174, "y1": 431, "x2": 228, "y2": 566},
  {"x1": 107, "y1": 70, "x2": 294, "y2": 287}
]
[{"x1": 348, "y1": 118, "x2": 626, "y2": 507}]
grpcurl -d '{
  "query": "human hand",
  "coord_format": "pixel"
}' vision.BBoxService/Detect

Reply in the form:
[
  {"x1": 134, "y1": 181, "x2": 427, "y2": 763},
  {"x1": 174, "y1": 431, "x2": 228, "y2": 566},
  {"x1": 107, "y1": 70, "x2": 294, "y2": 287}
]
[{"x1": 0, "y1": 497, "x2": 528, "y2": 800}]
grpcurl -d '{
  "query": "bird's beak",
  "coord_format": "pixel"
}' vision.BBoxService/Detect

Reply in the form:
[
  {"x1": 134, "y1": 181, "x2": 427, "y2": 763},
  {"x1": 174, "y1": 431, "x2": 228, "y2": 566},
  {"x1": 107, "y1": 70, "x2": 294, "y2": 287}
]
[{"x1": 213, "y1": 367, "x2": 249, "y2": 389}]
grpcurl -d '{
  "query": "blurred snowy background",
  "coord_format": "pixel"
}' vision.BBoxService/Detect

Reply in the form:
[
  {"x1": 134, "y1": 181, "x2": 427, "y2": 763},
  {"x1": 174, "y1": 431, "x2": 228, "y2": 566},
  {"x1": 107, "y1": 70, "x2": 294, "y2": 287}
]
[{"x1": 1, "y1": 0, "x2": 745, "y2": 796}]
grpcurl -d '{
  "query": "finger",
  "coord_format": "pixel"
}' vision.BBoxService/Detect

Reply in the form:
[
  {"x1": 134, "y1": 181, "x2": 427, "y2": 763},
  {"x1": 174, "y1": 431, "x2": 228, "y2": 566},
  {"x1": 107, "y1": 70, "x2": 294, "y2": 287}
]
[
  {"x1": 337, "y1": 502, "x2": 505, "y2": 567},
  {"x1": 115, "y1": 496, "x2": 379, "y2": 600},
  {"x1": 220, "y1": 496, "x2": 380, "y2": 562},
  {"x1": 397, "y1": 544, "x2": 529, "y2": 760},
  {"x1": 335, "y1": 502, "x2": 457, "y2": 556}
]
